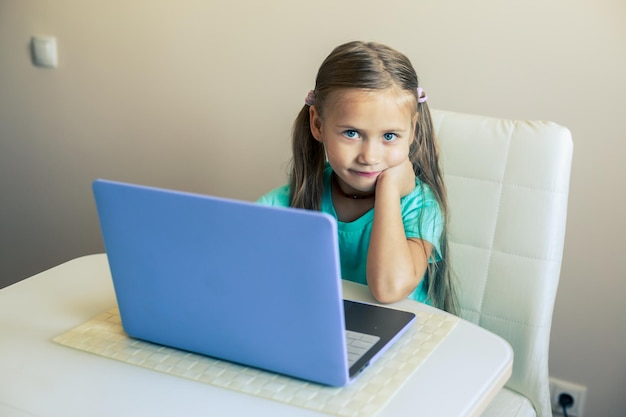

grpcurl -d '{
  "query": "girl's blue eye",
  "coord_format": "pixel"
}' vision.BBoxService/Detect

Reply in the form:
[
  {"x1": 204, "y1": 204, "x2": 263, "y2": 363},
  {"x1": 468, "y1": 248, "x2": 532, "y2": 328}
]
[
  {"x1": 383, "y1": 133, "x2": 397, "y2": 141},
  {"x1": 344, "y1": 130, "x2": 359, "y2": 139}
]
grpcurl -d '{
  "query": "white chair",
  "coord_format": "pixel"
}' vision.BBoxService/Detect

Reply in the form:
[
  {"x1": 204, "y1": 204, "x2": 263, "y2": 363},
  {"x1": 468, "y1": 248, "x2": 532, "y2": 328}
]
[{"x1": 431, "y1": 110, "x2": 573, "y2": 417}]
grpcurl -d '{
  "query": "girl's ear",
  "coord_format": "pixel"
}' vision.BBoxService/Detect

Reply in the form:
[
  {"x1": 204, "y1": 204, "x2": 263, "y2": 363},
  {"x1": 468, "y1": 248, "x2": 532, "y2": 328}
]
[
  {"x1": 410, "y1": 112, "x2": 419, "y2": 145},
  {"x1": 309, "y1": 106, "x2": 323, "y2": 142}
]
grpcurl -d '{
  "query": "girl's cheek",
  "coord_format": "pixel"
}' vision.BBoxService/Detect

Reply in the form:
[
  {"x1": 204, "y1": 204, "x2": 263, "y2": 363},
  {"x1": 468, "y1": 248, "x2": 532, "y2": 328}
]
[{"x1": 390, "y1": 147, "x2": 411, "y2": 165}]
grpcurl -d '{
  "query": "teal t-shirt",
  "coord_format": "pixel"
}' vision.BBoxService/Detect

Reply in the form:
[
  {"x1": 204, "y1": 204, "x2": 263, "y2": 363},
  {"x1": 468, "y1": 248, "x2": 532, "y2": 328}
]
[{"x1": 257, "y1": 164, "x2": 443, "y2": 304}]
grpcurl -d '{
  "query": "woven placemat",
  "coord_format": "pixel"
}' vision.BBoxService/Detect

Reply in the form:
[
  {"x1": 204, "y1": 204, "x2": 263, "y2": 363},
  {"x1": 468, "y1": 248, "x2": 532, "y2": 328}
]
[{"x1": 53, "y1": 307, "x2": 457, "y2": 417}]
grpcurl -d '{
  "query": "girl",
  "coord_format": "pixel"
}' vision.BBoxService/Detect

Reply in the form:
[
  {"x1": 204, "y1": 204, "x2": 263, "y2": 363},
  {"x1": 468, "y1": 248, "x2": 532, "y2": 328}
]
[{"x1": 259, "y1": 41, "x2": 457, "y2": 314}]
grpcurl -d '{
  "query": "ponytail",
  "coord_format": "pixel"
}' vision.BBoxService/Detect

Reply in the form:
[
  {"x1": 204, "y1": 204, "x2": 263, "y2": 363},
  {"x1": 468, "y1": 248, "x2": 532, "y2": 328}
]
[
  {"x1": 289, "y1": 106, "x2": 326, "y2": 210},
  {"x1": 412, "y1": 101, "x2": 458, "y2": 315}
]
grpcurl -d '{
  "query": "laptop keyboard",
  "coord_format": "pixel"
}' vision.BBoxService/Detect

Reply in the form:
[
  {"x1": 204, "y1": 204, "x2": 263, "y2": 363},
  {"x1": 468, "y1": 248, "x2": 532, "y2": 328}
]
[{"x1": 345, "y1": 330, "x2": 380, "y2": 367}]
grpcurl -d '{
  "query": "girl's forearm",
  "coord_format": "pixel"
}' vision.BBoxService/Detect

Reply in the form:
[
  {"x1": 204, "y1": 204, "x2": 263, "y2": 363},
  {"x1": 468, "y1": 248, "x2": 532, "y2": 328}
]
[{"x1": 367, "y1": 188, "x2": 429, "y2": 303}]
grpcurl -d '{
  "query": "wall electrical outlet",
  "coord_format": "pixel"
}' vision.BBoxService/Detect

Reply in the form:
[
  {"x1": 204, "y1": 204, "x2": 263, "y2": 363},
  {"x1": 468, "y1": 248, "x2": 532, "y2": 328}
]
[{"x1": 550, "y1": 377, "x2": 587, "y2": 417}]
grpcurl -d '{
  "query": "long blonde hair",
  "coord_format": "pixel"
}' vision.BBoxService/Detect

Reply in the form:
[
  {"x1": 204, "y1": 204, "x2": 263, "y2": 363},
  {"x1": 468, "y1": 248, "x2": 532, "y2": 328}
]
[{"x1": 289, "y1": 41, "x2": 457, "y2": 314}]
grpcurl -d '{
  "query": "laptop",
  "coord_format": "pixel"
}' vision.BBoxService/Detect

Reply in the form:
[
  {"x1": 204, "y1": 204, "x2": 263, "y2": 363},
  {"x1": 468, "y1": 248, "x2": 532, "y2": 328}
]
[{"x1": 92, "y1": 179, "x2": 416, "y2": 386}]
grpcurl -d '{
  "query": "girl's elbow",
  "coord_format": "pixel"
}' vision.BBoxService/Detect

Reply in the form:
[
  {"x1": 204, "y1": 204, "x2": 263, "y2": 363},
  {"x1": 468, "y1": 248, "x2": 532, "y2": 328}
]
[
  {"x1": 369, "y1": 284, "x2": 412, "y2": 304},
  {"x1": 372, "y1": 292, "x2": 404, "y2": 304}
]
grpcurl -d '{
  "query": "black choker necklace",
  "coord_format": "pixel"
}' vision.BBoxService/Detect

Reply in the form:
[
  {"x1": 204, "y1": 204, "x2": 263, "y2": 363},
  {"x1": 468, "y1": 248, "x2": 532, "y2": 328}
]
[{"x1": 332, "y1": 174, "x2": 375, "y2": 200}]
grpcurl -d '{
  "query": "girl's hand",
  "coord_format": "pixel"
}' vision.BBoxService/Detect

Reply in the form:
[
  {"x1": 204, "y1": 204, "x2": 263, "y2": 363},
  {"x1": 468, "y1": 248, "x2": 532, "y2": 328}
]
[{"x1": 376, "y1": 159, "x2": 415, "y2": 198}]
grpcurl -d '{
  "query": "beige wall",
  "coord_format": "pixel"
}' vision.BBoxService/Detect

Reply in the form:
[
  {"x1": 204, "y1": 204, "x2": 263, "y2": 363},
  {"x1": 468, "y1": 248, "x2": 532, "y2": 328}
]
[{"x1": 1, "y1": 1, "x2": 625, "y2": 416}]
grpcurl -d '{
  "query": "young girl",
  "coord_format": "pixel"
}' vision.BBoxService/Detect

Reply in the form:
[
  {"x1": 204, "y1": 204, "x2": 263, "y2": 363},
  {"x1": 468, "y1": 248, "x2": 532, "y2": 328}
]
[{"x1": 258, "y1": 41, "x2": 457, "y2": 314}]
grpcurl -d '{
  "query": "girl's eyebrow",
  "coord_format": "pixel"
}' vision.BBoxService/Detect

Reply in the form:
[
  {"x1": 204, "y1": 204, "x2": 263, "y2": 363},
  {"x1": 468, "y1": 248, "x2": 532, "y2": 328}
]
[{"x1": 336, "y1": 124, "x2": 409, "y2": 133}]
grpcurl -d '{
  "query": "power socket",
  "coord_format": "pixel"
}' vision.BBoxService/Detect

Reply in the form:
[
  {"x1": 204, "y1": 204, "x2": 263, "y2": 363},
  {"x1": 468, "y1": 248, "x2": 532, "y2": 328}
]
[{"x1": 550, "y1": 377, "x2": 587, "y2": 417}]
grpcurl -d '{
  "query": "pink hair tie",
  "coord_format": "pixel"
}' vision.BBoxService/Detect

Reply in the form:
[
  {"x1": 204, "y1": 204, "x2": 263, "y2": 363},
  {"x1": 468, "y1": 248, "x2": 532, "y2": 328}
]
[
  {"x1": 417, "y1": 87, "x2": 428, "y2": 103},
  {"x1": 305, "y1": 90, "x2": 316, "y2": 106}
]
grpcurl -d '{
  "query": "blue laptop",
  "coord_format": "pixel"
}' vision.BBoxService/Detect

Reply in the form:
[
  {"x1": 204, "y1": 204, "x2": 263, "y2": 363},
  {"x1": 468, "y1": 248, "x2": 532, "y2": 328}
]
[{"x1": 92, "y1": 179, "x2": 416, "y2": 386}]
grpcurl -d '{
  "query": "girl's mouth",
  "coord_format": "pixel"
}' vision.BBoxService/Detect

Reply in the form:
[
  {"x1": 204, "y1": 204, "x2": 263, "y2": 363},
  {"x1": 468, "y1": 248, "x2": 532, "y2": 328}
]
[{"x1": 353, "y1": 171, "x2": 381, "y2": 178}]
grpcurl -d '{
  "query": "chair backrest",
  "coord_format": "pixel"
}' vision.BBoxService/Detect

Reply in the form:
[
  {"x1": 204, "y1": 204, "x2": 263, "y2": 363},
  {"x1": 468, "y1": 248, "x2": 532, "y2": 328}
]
[{"x1": 431, "y1": 109, "x2": 573, "y2": 417}]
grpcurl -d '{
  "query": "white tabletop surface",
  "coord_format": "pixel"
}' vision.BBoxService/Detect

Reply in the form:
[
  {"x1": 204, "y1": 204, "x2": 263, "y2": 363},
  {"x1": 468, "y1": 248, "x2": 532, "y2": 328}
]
[{"x1": 0, "y1": 254, "x2": 512, "y2": 417}]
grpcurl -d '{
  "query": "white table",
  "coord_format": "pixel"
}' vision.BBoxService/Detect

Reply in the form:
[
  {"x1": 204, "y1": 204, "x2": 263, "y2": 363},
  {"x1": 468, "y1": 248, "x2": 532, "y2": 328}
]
[{"x1": 0, "y1": 254, "x2": 512, "y2": 417}]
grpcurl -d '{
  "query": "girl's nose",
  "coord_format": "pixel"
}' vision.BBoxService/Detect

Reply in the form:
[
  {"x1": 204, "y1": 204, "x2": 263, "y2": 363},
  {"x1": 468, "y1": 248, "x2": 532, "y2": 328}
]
[{"x1": 358, "y1": 141, "x2": 381, "y2": 165}]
